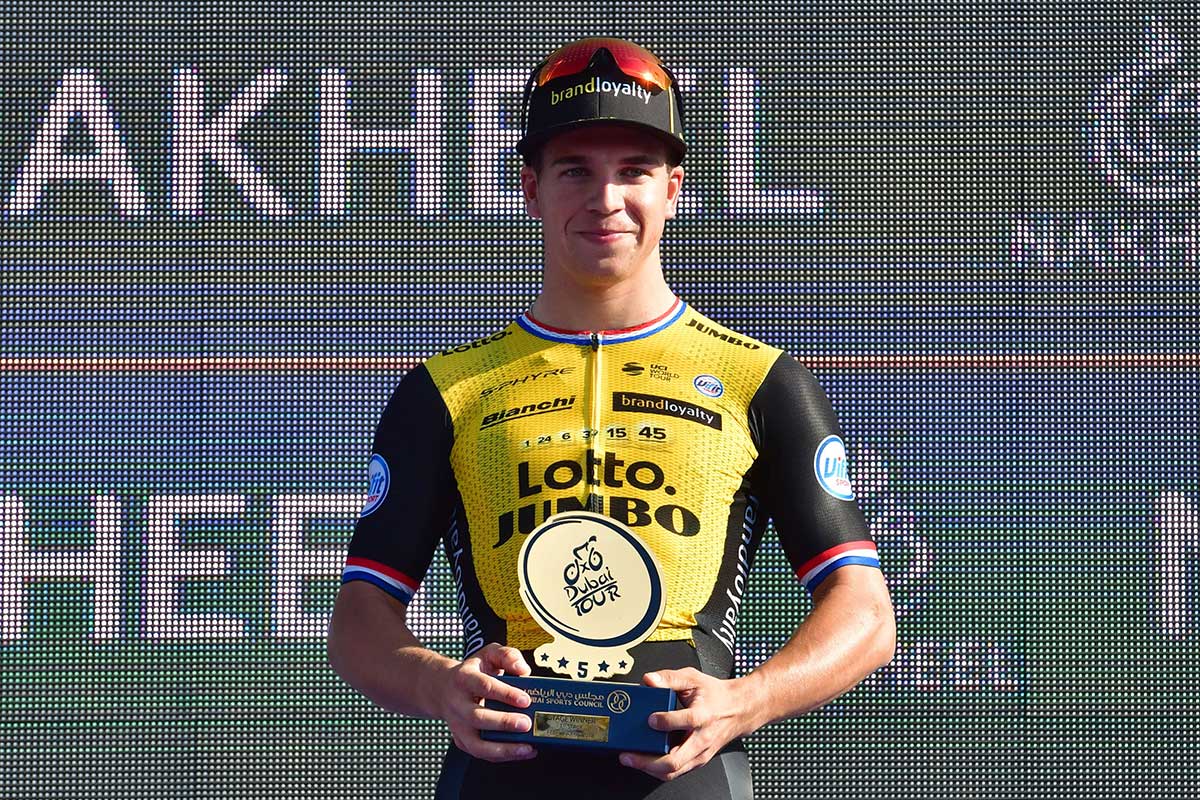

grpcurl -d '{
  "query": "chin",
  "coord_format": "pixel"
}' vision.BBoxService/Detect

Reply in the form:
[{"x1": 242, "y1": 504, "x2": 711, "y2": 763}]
[{"x1": 565, "y1": 255, "x2": 636, "y2": 282}]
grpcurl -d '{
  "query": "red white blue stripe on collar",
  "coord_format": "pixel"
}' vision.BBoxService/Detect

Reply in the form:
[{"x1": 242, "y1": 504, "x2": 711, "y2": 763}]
[
  {"x1": 517, "y1": 297, "x2": 686, "y2": 344},
  {"x1": 797, "y1": 540, "x2": 881, "y2": 594},
  {"x1": 342, "y1": 557, "x2": 419, "y2": 604}
]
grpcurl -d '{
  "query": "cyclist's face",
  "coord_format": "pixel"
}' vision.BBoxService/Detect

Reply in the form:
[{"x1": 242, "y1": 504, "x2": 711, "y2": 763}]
[{"x1": 520, "y1": 125, "x2": 684, "y2": 290}]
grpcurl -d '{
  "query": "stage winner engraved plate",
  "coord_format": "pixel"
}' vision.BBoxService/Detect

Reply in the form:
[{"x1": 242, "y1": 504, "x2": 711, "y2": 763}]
[{"x1": 480, "y1": 511, "x2": 677, "y2": 753}]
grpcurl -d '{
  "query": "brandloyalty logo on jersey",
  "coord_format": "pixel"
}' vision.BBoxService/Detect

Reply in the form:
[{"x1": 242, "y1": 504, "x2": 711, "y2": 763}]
[{"x1": 612, "y1": 391, "x2": 722, "y2": 430}]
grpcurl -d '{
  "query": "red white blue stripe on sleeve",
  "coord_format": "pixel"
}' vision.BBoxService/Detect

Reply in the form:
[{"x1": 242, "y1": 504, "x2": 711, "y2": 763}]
[
  {"x1": 341, "y1": 557, "x2": 419, "y2": 604},
  {"x1": 797, "y1": 540, "x2": 881, "y2": 593}
]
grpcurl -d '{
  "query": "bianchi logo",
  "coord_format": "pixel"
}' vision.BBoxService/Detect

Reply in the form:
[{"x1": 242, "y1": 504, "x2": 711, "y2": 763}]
[{"x1": 481, "y1": 395, "x2": 575, "y2": 429}]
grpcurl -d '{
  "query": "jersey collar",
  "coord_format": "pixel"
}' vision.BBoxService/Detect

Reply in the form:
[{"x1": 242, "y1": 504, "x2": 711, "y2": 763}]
[{"x1": 517, "y1": 297, "x2": 687, "y2": 345}]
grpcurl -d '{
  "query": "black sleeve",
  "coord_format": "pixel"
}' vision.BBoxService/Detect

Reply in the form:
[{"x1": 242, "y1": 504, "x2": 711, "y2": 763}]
[
  {"x1": 748, "y1": 352, "x2": 879, "y2": 594},
  {"x1": 340, "y1": 363, "x2": 456, "y2": 604}
]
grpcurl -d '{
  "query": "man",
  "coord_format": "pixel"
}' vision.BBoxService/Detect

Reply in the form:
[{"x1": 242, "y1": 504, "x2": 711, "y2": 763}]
[{"x1": 328, "y1": 37, "x2": 895, "y2": 799}]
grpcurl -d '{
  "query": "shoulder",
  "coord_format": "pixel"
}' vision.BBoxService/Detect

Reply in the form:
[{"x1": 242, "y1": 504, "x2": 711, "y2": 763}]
[
  {"x1": 422, "y1": 321, "x2": 526, "y2": 390},
  {"x1": 669, "y1": 306, "x2": 786, "y2": 399},
  {"x1": 675, "y1": 306, "x2": 778, "y2": 356}
]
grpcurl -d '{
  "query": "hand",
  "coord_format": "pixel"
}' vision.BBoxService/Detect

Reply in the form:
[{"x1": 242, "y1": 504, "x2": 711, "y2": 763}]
[
  {"x1": 436, "y1": 643, "x2": 538, "y2": 763},
  {"x1": 618, "y1": 668, "x2": 755, "y2": 782}
]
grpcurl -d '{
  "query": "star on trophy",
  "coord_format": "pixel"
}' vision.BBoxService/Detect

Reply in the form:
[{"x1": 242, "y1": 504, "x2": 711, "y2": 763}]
[{"x1": 481, "y1": 511, "x2": 678, "y2": 754}]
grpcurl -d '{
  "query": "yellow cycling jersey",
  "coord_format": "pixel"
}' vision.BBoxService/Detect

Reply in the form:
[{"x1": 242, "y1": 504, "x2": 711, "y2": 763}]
[{"x1": 343, "y1": 298, "x2": 879, "y2": 676}]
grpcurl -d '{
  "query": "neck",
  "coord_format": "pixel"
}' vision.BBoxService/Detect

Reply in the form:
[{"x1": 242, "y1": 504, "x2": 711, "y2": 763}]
[{"x1": 529, "y1": 265, "x2": 678, "y2": 333}]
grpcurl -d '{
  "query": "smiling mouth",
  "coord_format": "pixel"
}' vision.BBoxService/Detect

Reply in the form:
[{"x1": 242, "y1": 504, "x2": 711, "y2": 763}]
[{"x1": 578, "y1": 230, "x2": 632, "y2": 242}]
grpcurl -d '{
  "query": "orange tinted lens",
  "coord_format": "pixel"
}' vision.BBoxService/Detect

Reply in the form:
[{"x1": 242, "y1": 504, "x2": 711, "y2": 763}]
[{"x1": 537, "y1": 37, "x2": 672, "y2": 90}]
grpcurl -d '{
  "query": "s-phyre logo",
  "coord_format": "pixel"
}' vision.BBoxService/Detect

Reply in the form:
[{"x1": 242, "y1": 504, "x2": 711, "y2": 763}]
[
  {"x1": 814, "y1": 435, "x2": 854, "y2": 501},
  {"x1": 479, "y1": 366, "x2": 574, "y2": 397},
  {"x1": 1090, "y1": 20, "x2": 1198, "y2": 200},
  {"x1": 360, "y1": 453, "x2": 390, "y2": 517}
]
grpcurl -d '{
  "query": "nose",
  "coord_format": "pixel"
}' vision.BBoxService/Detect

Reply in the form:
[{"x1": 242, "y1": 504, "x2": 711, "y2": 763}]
[{"x1": 585, "y1": 178, "x2": 624, "y2": 214}]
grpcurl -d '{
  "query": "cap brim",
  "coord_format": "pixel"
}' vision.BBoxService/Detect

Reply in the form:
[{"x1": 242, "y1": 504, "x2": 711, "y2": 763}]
[{"x1": 517, "y1": 119, "x2": 686, "y2": 164}]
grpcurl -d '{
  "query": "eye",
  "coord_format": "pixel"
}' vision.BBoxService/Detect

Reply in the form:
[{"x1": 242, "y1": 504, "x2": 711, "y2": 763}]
[
  {"x1": 622, "y1": 167, "x2": 649, "y2": 177},
  {"x1": 561, "y1": 166, "x2": 587, "y2": 177}
]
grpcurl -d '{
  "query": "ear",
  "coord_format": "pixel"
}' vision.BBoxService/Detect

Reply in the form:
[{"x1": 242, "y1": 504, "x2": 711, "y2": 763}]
[
  {"x1": 663, "y1": 165, "x2": 685, "y2": 221},
  {"x1": 520, "y1": 165, "x2": 542, "y2": 219}
]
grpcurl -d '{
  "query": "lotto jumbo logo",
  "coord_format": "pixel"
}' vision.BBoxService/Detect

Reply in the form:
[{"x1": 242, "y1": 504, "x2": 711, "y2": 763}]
[{"x1": 814, "y1": 435, "x2": 854, "y2": 501}]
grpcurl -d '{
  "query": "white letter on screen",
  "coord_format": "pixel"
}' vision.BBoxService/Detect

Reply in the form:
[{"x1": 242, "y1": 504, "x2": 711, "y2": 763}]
[
  {"x1": 318, "y1": 69, "x2": 444, "y2": 216},
  {"x1": 0, "y1": 494, "x2": 122, "y2": 643},
  {"x1": 145, "y1": 494, "x2": 246, "y2": 640},
  {"x1": 725, "y1": 68, "x2": 826, "y2": 215},
  {"x1": 6, "y1": 69, "x2": 147, "y2": 215},
  {"x1": 269, "y1": 494, "x2": 361, "y2": 639},
  {"x1": 172, "y1": 68, "x2": 292, "y2": 216}
]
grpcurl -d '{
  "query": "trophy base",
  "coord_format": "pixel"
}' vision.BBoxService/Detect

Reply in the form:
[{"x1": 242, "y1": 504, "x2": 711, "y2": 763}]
[{"x1": 481, "y1": 675, "x2": 678, "y2": 754}]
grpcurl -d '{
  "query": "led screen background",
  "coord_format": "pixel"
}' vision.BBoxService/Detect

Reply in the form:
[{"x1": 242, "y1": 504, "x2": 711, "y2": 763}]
[{"x1": 1, "y1": 1, "x2": 1197, "y2": 797}]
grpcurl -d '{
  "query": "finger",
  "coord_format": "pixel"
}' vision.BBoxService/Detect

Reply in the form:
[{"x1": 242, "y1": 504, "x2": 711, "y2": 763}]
[
  {"x1": 643, "y1": 667, "x2": 700, "y2": 690},
  {"x1": 619, "y1": 746, "x2": 688, "y2": 781},
  {"x1": 482, "y1": 645, "x2": 532, "y2": 677},
  {"x1": 505, "y1": 648, "x2": 533, "y2": 676},
  {"x1": 453, "y1": 726, "x2": 538, "y2": 763},
  {"x1": 457, "y1": 667, "x2": 532, "y2": 708},
  {"x1": 465, "y1": 705, "x2": 533, "y2": 734},
  {"x1": 648, "y1": 706, "x2": 701, "y2": 732},
  {"x1": 444, "y1": 699, "x2": 532, "y2": 744}
]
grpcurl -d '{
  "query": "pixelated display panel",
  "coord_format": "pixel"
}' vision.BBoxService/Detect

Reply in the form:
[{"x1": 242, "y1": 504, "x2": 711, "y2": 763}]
[{"x1": 1, "y1": 2, "x2": 1197, "y2": 798}]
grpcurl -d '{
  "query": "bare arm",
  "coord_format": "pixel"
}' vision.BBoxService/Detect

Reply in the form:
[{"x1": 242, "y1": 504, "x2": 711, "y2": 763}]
[
  {"x1": 327, "y1": 580, "x2": 455, "y2": 718},
  {"x1": 327, "y1": 581, "x2": 538, "y2": 761},
  {"x1": 735, "y1": 563, "x2": 896, "y2": 729},
  {"x1": 623, "y1": 564, "x2": 895, "y2": 781}
]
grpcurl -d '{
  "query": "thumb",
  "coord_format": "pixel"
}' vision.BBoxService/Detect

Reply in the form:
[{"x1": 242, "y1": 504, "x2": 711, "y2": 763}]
[{"x1": 643, "y1": 669, "x2": 682, "y2": 689}]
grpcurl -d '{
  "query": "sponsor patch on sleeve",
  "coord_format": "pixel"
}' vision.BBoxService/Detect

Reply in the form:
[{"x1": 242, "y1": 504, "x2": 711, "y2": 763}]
[
  {"x1": 814, "y1": 435, "x2": 855, "y2": 501},
  {"x1": 359, "y1": 453, "x2": 390, "y2": 517}
]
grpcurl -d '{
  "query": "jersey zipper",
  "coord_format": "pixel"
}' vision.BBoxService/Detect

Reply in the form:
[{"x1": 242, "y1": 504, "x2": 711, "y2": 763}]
[{"x1": 587, "y1": 331, "x2": 603, "y2": 513}]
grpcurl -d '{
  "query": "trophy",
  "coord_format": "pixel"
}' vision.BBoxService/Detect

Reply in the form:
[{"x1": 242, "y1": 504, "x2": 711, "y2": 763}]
[{"x1": 480, "y1": 511, "x2": 678, "y2": 754}]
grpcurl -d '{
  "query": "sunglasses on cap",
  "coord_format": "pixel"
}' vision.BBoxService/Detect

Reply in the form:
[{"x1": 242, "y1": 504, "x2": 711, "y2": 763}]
[
  {"x1": 519, "y1": 37, "x2": 686, "y2": 147},
  {"x1": 533, "y1": 37, "x2": 675, "y2": 92}
]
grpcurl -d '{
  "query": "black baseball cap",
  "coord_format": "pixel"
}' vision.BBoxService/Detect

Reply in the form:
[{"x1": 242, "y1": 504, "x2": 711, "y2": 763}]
[{"x1": 517, "y1": 37, "x2": 686, "y2": 165}]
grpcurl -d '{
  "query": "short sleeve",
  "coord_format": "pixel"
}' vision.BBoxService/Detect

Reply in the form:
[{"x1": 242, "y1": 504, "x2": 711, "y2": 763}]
[
  {"x1": 341, "y1": 363, "x2": 456, "y2": 604},
  {"x1": 748, "y1": 353, "x2": 880, "y2": 594}
]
